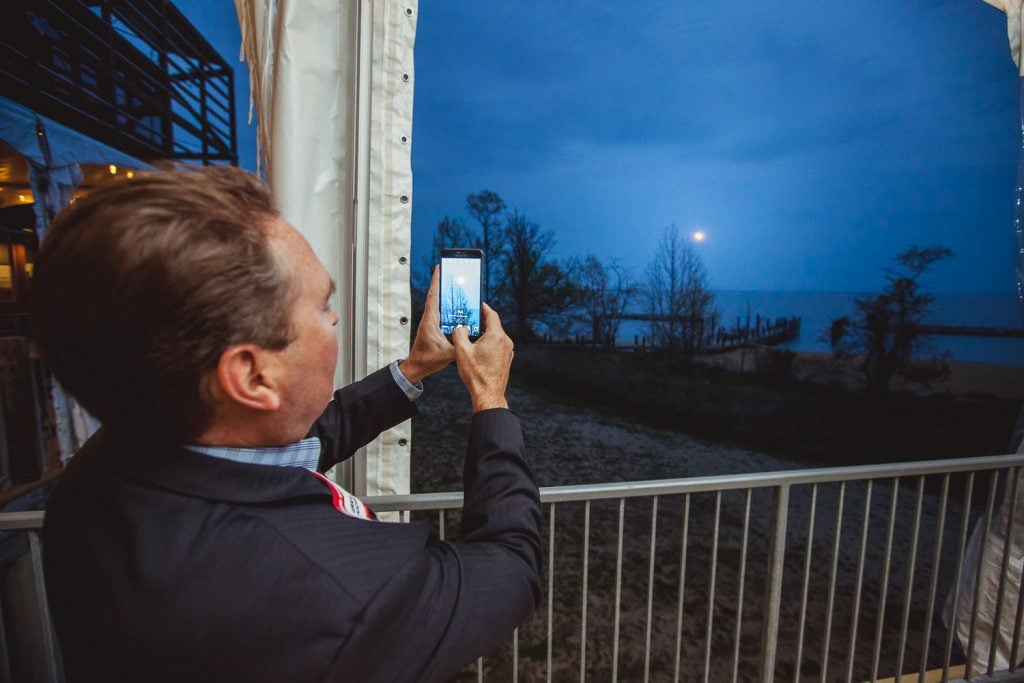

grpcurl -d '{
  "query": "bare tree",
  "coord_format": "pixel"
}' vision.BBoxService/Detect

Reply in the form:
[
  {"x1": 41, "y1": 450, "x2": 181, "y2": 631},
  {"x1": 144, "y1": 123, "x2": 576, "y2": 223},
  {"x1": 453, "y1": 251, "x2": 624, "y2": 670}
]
[
  {"x1": 466, "y1": 190, "x2": 505, "y2": 299},
  {"x1": 440, "y1": 277, "x2": 472, "y2": 332},
  {"x1": 646, "y1": 225, "x2": 717, "y2": 357},
  {"x1": 413, "y1": 216, "x2": 478, "y2": 320},
  {"x1": 575, "y1": 255, "x2": 635, "y2": 346},
  {"x1": 431, "y1": 216, "x2": 477, "y2": 261},
  {"x1": 497, "y1": 210, "x2": 574, "y2": 341},
  {"x1": 830, "y1": 244, "x2": 953, "y2": 394}
]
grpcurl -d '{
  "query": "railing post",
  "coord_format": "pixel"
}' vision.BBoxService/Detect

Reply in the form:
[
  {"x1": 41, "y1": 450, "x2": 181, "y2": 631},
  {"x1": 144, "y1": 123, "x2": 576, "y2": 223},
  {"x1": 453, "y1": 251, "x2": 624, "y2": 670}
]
[
  {"x1": 1, "y1": 529, "x2": 60, "y2": 682},
  {"x1": 30, "y1": 530, "x2": 60, "y2": 682},
  {"x1": 761, "y1": 484, "x2": 789, "y2": 683},
  {"x1": 0, "y1": 586, "x2": 11, "y2": 683}
]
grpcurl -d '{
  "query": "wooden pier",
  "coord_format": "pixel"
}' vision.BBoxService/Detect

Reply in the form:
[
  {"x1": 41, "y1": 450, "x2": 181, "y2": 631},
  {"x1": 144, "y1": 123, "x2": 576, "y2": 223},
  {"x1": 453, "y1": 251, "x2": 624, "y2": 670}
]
[
  {"x1": 546, "y1": 313, "x2": 802, "y2": 351},
  {"x1": 919, "y1": 324, "x2": 1024, "y2": 338}
]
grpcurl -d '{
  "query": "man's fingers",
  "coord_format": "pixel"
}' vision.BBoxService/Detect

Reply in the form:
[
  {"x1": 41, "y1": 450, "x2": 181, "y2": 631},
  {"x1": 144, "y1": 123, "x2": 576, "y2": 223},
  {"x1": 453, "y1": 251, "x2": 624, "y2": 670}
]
[
  {"x1": 422, "y1": 266, "x2": 441, "y2": 323},
  {"x1": 480, "y1": 303, "x2": 504, "y2": 333},
  {"x1": 451, "y1": 324, "x2": 471, "y2": 351}
]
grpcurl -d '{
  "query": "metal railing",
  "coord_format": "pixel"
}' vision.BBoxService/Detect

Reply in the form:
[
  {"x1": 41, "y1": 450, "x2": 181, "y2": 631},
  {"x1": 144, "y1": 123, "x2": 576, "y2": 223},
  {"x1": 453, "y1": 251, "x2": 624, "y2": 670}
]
[
  {"x1": 371, "y1": 455, "x2": 1024, "y2": 683},
  {"x1": 0, "y1": 511, "x2": 56, "y2": 683},
  {"x1": 4, "y1": 455, "x2": 1024, "y2": 682}
]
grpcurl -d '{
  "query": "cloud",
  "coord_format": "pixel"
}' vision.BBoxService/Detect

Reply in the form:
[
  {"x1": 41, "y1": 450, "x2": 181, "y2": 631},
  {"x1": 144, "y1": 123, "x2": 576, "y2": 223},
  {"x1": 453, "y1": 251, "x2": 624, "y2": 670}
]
[{"x1": 412, "y1": 0, "x2": 1019, "y2": 292}]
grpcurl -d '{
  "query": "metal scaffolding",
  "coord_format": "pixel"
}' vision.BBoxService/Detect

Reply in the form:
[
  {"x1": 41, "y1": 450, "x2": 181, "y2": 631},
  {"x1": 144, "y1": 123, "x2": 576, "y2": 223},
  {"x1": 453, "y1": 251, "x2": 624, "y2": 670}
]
[{"x1": 0, "y1": 0, "x2": 237, "y2": 166}]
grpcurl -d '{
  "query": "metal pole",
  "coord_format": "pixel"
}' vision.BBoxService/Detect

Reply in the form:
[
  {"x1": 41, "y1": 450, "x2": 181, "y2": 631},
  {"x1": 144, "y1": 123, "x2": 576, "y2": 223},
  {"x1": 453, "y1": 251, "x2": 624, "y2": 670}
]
[
  {"x1": 794, "y1": 484, "x2": 818, "y2": 683},
  {"x1": 760, "y1": 484, "x2": 790, "y2": 683},
  {"x1": 673, "y1": 494, "x2": 691, "y2": 683},
  {"x1": 546, "y1": 503, "x2": 556, "y2": 683},
  {"x1": 612, "y1": 498, "x2": 625, "y2": 681},
  {"x1": 580, "y1": 501, "x2": 591, "y2": 682},
  {"x1": 28, "y1": 531, "x2": 59, "y2": 682},
  {"x1": 346, "y1": 0, "x2": 374, "y2": 496}
]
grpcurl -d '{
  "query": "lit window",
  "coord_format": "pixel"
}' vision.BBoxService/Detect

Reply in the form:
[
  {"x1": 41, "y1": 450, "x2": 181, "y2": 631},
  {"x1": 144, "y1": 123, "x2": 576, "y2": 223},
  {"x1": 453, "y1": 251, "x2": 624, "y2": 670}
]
[{"x1": 0, "y1": 242, "x2": 13, "y2": 299}]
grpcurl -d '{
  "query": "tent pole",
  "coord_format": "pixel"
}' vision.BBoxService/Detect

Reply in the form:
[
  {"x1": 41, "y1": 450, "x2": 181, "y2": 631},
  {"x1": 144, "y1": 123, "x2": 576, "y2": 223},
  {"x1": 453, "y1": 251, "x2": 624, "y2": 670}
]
[{"x1": 347, "y1": 0, "x2": 374, "y2": 497}]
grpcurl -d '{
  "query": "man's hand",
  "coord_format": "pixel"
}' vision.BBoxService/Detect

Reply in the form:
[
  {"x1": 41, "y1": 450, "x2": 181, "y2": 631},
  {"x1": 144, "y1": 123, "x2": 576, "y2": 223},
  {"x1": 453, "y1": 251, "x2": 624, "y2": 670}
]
[
  {"x1": 400, "y1": 266, "x2": 456, "y2": 384},
  {"x1": 452, "y1": 303, "x2": 513, "y2": 412}
]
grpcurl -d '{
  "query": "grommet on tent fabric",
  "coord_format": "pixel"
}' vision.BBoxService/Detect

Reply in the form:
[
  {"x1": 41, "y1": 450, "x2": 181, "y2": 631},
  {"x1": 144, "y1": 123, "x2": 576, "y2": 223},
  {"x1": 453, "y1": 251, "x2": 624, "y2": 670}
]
[
  {"x1": 405, "y1": 8, "x2": 413, "y2": 16},
  {"x1": 400, "y1": 195, "x2": 409, "y2": 203},
  {"x1": 398, "y1": 438, "x2": 408, "y2": 447},
  {"x1": 402, "y1": 73, "x2": 409, "y2": 82},
  {"x1": 400, "y1": 135, "x2": 408, "y2": 143},
  {"x1": 400, "y1": 316, "x2": 409, "y2": 325},
  {"x1": 398, "y1": 256, "x2": 408, "y2": 265}
]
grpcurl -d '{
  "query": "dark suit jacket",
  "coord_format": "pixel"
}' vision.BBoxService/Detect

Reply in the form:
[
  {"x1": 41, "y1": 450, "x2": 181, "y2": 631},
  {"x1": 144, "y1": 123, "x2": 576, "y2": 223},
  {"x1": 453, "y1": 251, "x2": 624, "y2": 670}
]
[{"x1": 43, "y1": 366, "x2": 542, "y2": 682}]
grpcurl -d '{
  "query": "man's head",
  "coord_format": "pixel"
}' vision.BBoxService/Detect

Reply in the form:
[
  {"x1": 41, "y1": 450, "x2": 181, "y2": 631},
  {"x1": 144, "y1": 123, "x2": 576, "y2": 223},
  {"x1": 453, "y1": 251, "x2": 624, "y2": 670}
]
[{"x1": 32, "y1": 166, "x2": 334, "y2": 443}]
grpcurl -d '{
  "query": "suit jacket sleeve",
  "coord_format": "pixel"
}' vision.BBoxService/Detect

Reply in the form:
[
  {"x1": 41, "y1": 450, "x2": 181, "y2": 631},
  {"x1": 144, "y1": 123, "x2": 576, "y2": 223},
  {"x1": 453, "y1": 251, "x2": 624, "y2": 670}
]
[
  {"x1": 306, "y1": 366, "x2": 418, "y2": 472},
  {"x1": 332, "y1": 408, "x2": 543, "y2": 683}
]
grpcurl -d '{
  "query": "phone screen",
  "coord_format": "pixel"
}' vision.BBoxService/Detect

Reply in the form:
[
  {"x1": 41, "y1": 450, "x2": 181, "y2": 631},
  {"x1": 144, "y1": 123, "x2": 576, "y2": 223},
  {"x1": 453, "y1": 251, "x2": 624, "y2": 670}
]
[{"x1": 439, "y1": 249, "x2": 483, "y2": 338}]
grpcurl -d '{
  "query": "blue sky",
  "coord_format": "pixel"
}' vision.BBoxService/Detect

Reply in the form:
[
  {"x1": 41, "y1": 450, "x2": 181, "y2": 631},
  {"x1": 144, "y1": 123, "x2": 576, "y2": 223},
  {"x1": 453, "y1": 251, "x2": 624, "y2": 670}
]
[{"x1": 177, "y1": 0, "x2": 1019, "y2": 294}]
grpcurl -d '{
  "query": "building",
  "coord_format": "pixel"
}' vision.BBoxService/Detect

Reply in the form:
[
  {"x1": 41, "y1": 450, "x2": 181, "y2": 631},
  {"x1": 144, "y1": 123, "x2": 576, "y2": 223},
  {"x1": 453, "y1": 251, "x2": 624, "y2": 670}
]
[
  {"x1": 0, "y1": 4, "x2": 238, "y2": 674},
  {"x1": 0, "y1": 0, "x2": 237, "y2": 505}
]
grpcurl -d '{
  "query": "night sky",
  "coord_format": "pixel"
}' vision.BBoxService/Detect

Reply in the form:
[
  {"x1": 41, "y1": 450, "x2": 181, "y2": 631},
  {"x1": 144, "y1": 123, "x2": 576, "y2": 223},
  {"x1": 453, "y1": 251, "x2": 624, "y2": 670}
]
[{"x1": 176, "y1": 0, "x2": 1020, "y2": 295}]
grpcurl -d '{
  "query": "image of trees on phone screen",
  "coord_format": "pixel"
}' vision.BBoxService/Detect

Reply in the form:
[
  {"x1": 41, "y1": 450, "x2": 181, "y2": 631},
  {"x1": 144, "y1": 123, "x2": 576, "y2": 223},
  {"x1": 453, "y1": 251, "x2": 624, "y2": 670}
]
[{"x1": 440, "y1": 257, "x2": 481, "y2": 336}]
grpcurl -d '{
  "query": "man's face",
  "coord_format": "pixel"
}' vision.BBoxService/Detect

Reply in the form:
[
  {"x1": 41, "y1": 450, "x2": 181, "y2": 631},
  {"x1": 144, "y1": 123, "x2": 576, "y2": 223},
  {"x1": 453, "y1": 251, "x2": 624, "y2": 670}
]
[{"x1": 268, "y1": 218, "x2": 339, "y2": 439}]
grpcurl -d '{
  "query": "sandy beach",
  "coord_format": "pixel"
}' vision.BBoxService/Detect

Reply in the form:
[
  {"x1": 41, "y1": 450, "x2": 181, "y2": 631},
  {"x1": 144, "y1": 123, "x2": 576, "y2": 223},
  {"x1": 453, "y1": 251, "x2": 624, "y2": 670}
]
[
  {"x1": 411, "y1": 355, "x2": 1019, "y2": 681},
  {"x1": 695, "y1": 348, "x2": 1024, "y2": 402}
]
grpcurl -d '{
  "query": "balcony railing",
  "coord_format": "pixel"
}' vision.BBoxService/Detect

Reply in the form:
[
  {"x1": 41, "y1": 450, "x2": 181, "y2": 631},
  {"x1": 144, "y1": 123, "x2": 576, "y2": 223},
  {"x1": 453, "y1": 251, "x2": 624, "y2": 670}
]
[{"x1": 3, "y1": 455, "x2": 1024, "y2": 682}]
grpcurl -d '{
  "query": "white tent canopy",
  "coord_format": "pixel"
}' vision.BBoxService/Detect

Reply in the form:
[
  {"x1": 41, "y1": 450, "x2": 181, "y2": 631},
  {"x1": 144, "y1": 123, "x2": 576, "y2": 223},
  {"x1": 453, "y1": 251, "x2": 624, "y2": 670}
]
[
  {"x1": 984, "y1": 0, "x2": 1024, "y2": 74},
  {"x1": 234, "y1": 1, "x2": 417, "y2": 497}
]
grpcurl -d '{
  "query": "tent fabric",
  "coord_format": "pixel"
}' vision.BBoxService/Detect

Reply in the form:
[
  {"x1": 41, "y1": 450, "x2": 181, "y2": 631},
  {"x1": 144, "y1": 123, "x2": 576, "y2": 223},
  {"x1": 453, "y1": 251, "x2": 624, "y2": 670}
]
[
  {"x1": 0, "y1": 96, "x2": 147, "y2": 245},
  {"x1": 234, "y1": 1, "x2": 417, "y2": 498},
  {"x1": 944, "y1": 435, "x2": 1024, "y2": 674},
  {"x1": 980, "y1": 0, "x2": 1024, "y2": 74},
  {"x1": 362, "y1": 2, "x2": 417, "y2": 499},
  {"x1": 1007, "y1": 0, "x2": 1024, "y2": 75},
  {"x1": 0, "y1": 97, "x2": 147, "y2": 171}
]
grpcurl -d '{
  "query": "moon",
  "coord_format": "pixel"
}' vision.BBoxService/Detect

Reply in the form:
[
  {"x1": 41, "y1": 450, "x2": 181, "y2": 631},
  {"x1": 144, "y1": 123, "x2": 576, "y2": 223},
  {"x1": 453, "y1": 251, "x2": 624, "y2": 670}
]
[{"x1": 692, "y1": 231, "x2": 706, "y2": 242}]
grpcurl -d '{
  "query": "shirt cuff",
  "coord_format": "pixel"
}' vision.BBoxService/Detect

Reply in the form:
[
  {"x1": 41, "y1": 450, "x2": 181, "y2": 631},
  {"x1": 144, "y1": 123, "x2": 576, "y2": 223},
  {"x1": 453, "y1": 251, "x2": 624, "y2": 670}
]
[{"x1": 390, "y1": 359, "x2": 424, "y2": 401}]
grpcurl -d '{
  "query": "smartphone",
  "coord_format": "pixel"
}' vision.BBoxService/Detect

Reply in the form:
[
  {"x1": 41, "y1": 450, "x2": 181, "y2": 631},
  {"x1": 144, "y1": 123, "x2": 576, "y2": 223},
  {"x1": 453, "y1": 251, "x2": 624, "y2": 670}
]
[{"x1": 439, "y1": 248, "x2": 484, "y2": 341}]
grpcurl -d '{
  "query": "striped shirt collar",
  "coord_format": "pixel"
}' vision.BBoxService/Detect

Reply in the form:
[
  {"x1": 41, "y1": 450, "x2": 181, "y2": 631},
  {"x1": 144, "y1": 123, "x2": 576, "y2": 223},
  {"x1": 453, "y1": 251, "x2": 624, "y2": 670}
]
[
  {"x1": 181, "y1": 359, "x2": 417, "y2": 473},
  {"x1": 184, "y1": 437, "x2": 322, "y2": 471}
]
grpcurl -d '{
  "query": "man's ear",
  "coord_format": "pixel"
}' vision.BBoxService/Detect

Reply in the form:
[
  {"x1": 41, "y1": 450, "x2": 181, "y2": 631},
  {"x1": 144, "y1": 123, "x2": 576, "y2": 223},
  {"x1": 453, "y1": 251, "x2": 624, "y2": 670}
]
[{"x1": 213, "y1": 344, "x2": 282, "y2": 412}]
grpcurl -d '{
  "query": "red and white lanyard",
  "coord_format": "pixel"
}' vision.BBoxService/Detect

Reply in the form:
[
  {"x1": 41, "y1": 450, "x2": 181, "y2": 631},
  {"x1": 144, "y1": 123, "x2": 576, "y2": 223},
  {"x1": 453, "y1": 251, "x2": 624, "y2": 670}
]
[{"x1": 311, "y1": 471, "x2": 375, "y2": 521}]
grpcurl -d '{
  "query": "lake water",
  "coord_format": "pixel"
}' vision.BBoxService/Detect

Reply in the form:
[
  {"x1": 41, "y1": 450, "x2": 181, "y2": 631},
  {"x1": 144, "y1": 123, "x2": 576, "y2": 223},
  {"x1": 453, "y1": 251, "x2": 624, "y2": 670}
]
[{"x1": 618, "y1": 291, "x2": 1024, "y2": 366}]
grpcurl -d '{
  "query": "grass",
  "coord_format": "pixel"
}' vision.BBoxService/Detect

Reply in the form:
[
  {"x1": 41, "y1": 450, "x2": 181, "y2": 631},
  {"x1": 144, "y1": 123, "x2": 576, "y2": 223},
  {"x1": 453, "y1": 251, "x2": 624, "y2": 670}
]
[{"x1": 510, "y1": 346, "x2": 1022, "y2": 467}]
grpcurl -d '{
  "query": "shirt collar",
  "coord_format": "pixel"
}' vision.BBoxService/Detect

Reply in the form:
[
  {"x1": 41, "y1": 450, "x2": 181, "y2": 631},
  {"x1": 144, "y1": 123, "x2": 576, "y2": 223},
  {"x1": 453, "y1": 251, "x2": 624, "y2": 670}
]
[
  {"x1": 95, "y1": 431, "x2": 328, "y2": 506},
  {"x1": 183, "y1": 437, "x2": 322, "y2": 471}
]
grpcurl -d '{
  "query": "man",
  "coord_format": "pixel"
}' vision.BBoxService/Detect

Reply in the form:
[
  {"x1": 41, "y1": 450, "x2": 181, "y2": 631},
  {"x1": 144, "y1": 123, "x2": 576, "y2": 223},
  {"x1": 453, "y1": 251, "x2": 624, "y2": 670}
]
[{"x1": 33, "y1": 166, "x2": 542, "y2": 681}]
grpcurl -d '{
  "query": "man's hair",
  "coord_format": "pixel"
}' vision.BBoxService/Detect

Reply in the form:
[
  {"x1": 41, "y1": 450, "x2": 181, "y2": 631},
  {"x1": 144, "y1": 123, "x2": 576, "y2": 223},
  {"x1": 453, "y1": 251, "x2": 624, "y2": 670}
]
[{"x1": 33, "y1": 166, "x2": 295, "y2": 441}]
